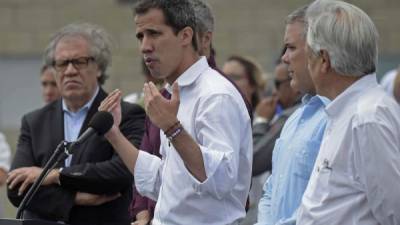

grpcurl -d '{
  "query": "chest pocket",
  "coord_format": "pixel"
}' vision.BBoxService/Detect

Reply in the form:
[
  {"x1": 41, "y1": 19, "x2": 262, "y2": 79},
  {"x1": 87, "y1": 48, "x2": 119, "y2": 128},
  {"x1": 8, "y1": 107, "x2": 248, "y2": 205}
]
[{"x1": 292, "y1": 139, "x2": 321, "y2": 180}]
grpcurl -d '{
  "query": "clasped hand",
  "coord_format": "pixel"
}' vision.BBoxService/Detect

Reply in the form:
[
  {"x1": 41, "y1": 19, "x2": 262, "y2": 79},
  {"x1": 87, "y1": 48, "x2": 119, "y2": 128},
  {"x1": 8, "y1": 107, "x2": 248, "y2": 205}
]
[{"x1": 7, "y1": 166, "x2": 59, "y2": 195}]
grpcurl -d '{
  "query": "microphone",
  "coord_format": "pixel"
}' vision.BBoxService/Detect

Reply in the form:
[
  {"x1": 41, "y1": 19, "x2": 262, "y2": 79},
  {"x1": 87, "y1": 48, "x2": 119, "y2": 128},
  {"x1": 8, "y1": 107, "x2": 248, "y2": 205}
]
[
  {"x1": 16, "y1": 111, "x2": 114, "y2": 219},
  {"x1": 70, "y1": 111, "x2": 114, "y2": 148}
]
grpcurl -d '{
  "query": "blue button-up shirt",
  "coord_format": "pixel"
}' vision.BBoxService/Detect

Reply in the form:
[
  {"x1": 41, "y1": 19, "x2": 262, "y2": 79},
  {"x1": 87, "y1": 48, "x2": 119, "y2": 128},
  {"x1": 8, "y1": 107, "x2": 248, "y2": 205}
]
[
  {"x1": 256, "y1": 94, "x2": 329, "y2": 225},
  {"x1": 62, "y1": 87, "x2": 99, "y2": 166}
]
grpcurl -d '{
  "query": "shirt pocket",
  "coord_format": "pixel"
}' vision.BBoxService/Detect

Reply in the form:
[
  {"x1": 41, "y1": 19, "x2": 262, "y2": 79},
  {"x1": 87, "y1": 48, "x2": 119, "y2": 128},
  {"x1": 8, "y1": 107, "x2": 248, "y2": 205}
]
[
  {"x1": 292, "y1": 139, "x2": 321, "y2": 180},
  {"x1": 304, "y1": 157, "x2": 332, "y2": 201}
]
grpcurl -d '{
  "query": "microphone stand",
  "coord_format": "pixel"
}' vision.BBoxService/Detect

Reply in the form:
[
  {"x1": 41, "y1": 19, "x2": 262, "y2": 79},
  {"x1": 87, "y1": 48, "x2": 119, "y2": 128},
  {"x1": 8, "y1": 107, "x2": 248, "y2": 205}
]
[{"x1": 16, "y1": 140, "x2": 72, "y2": 219}]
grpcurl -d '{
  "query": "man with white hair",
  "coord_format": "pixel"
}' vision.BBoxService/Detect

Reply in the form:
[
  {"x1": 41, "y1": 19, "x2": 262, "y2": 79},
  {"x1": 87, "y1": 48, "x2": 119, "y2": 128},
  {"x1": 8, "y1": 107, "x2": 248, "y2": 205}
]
[
  {"x1": 298, "y1": 0, "x2": 400, "y2": 224},
  {"x1": 7, "y1": 23, "x2": 145, "y2": 225}
]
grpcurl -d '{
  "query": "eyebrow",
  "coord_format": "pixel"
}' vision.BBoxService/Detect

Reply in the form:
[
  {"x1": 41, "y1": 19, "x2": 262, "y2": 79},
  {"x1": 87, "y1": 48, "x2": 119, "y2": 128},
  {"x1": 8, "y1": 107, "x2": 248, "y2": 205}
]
[{"x1": 136, "y1": 28, "x2": 162, "y2": 38}]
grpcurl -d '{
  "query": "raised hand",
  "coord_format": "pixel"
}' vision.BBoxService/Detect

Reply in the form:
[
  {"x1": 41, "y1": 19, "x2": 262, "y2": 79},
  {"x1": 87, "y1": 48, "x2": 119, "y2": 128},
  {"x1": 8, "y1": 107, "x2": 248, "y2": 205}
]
[
  {"x1": 255, "y1": 95, "x2": 278, "y2": 121},
  {"x1": 144, "y1": 82, "x2": 180, "y2": 131},
  {"x1": 99, "y1": 89, "x2": 122, "y2": 132}
]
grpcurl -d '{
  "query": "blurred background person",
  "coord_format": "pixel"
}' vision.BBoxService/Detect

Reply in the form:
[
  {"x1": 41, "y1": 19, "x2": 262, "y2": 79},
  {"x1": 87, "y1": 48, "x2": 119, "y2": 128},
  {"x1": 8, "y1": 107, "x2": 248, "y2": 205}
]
[
  {"x1": 40, "y1": 64, "x2": 60, "y2": 104},
  {"x1": 223, "y1": 55, "x2": 267, "y2": 111},
  {"x1": 193, "y1": 0, "x2": 253, "y2": 117}
]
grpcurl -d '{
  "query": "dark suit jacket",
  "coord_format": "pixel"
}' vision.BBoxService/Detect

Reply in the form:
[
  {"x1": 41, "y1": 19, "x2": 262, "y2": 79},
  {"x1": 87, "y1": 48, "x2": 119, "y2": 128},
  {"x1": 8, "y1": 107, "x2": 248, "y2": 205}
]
[{"x1": 8, "y1": 88, "x2": 145, "y2": 225}]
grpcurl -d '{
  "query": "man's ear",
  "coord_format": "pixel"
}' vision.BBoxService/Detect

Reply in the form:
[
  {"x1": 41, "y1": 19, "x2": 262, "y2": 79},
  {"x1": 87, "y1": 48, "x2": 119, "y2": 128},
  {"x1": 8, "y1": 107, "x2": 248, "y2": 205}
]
[
  {"x1": 320, "y1": 50, "x2": 331, "y2": 74},
  {"x1": 179, "y1": 26, "x2": 194, "y2": 47}
]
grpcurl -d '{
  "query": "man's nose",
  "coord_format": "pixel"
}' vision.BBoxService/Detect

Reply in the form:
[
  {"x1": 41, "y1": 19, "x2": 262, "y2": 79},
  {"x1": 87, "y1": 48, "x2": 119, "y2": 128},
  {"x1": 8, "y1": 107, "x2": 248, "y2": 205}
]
[
  {"x1": 64, "y1": 62, "x2": 78, "y2": 75},
  {"x1": 281, "y1": 50, "x2": 289, "y2": 65},
  {"x1": 140, "y1": 36, "x2": 153, "y2": 53}
]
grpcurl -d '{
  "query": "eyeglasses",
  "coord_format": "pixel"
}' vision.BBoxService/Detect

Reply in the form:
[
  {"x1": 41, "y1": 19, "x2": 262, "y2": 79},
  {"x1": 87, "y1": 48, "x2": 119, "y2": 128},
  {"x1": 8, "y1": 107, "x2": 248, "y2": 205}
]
[
  {"x1": 274, "y1": 78, "x2": 291, "y2": 89},
  {"x1": 52, "y1": 56, "x2": 95, "y2": 72}
]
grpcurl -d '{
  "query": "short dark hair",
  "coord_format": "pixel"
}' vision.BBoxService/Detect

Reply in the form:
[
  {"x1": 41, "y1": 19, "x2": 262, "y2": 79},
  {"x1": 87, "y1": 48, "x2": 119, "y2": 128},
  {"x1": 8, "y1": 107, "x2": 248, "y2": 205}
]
[{"x1": 134, "y1": 0, "x2": 198, "y2": 51}]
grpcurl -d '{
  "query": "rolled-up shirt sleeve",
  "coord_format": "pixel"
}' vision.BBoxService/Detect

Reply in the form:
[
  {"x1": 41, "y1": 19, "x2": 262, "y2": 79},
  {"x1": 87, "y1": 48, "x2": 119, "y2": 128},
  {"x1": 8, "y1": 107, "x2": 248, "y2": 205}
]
[
  {"x1": 185, "y1": 94, "x2": 251, "y2": 199},
  {"x1": 134, "y1": 150, "x2": 163, "y2": 201}
]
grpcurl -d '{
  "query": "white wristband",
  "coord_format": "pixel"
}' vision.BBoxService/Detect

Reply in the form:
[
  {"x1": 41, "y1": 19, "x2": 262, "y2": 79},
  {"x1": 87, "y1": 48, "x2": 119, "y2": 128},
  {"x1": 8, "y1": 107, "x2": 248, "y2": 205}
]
[{"x1": 253, "y1": 116, "x2": 269, "y2": 125}]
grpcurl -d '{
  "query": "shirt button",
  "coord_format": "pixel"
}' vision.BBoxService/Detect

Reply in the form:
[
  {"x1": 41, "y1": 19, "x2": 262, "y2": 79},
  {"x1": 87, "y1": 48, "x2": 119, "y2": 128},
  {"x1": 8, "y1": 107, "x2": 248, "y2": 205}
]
[{"x1": 193, "y1": 185, "x2": 201, "y2": 194}]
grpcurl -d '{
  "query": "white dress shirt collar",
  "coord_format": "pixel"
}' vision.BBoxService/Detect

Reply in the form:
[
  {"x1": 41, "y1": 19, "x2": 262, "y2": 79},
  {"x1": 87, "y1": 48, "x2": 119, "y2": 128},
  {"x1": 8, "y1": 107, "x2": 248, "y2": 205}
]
[
  {"x1": 325, "y1": 73, "x2": 377, "y2": 118},
  {"x1": 165, "y1": 56, "x2": 208, "y2": 93}
]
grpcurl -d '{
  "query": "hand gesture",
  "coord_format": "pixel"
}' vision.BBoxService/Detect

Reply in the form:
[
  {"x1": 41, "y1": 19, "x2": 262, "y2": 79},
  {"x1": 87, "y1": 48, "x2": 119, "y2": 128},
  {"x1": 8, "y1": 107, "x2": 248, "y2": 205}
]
[
  {"x1": 144, "y1": 82, "x2": 180, "y2": 131},
  {"x1": 99, "y1": 89, "x2": 122, "y2": 133}
]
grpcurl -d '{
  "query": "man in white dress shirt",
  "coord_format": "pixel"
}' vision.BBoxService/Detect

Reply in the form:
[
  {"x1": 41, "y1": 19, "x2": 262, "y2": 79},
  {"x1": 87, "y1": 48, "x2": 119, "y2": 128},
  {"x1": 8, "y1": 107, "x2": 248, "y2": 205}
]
[
  {"x1": 297, "y1": 0, "x2": 400, "y2": 224},
  {"x1": 99, "y1": 0, "x2": 252, "y2": 225}
]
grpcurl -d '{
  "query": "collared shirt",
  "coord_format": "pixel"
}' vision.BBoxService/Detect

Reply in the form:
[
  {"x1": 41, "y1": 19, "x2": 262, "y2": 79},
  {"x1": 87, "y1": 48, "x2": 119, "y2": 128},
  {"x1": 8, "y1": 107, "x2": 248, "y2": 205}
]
[
  {"x1": 62, "y1": 86, "x2": 99, "y2": 166},
  {"x1": 298, "y1": 74, "x2": 400, "y2": 225},
  {"x1": 256, "y1": 95, "x2": 329, "y2": 225},
  {"x1": 134, "y1": 57, "x2": 252, "y2": 225}
]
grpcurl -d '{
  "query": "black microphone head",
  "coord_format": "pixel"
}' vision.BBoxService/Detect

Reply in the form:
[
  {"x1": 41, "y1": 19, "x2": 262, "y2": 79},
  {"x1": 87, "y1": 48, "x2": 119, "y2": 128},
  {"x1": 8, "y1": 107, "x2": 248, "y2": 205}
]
[{"x1": 88, "y1": 111, "x2": 114, "y2": 136}]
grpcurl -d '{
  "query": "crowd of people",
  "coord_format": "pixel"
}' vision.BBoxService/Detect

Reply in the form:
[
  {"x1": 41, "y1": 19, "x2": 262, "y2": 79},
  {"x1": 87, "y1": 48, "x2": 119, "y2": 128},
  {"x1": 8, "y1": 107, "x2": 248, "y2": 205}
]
[{"x1": 1, "y1": 0, "x2": 400, "y2": 225}]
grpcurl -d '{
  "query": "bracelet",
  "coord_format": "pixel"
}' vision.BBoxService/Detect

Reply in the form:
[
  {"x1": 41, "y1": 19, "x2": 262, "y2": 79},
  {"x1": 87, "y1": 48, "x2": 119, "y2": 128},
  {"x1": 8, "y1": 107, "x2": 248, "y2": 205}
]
[
  {"x1": 167, "y1": 125, "x2": 184, "y2": 141},
  {"x1": 164, "y1": 121, "x2": 181, "y2": 136}
]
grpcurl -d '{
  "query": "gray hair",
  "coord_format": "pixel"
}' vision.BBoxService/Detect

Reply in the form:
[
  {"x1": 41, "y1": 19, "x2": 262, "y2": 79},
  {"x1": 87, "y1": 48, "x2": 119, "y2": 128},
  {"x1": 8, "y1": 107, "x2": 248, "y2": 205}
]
[
  {"x1": 192, "y1": 0, "x2": 214, "y2": 35},
  {"x1": 306, "y1": 0, "x2": 378, "y2": 77},
  {"x1": 286, "y1": 5, "x2": 309, "y2": 38},
  {"x1": 43, "y1": 23, "x2": 113, "y2": 85}
]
